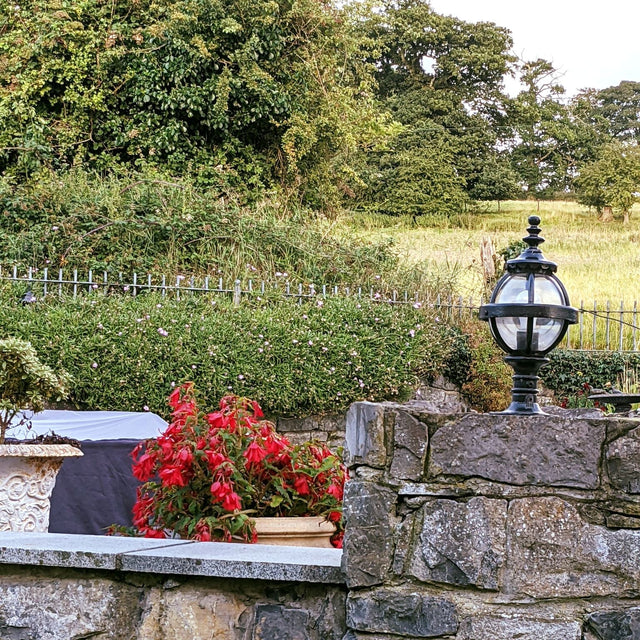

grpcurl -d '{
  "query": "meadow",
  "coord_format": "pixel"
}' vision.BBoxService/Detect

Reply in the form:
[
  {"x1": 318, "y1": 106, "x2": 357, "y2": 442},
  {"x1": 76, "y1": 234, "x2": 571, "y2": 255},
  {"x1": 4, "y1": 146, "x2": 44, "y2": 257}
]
[{"x1": 341, "y1": 201, "x2": 640, "y2": 306}]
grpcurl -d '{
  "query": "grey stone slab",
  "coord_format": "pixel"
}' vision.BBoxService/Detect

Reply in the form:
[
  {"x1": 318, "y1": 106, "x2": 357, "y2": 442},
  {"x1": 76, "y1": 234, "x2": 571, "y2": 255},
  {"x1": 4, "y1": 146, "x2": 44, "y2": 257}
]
[
  {"x1": 346, "y1": 588, "x2": 458, "y2": 637},
  {"x1": 505, "y1": 497, "x2": 640, "y2": 598},
  {"x1": 390, "y1": 410, "x2": 428, "y2": 481},
  {"x1": 341, "y1": 481, "x2": 397, "y2": 588},
  {"x1": 406, "y1": 497, "x2": 507, "y2": 590},
  {"x1": 457, "y1": 616, "x2": 581, "y2": 640},
  {"x1": 585, "y1": 607, "x2": 640, "y2": 640},
  {"x1": 429, "y1": 413, "x2": 605, "y2": 489},
  {"x1": 120, "y1": 541, "x2": 345, "y2": 584},
  {"x1": 607, "y1": 425, "x2": 640, "y2": 493},
  {"x1": 345, "y1": 402, "x2": 390, "y2": 469},
  {"x1": 0, "y1": 532, "x2": 190, "y2": 570}
]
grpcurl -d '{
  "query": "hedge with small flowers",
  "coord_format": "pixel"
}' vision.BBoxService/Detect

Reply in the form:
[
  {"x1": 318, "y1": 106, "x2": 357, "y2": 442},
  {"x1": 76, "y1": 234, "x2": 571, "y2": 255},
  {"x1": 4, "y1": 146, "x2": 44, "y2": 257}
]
[{"x1": 0, "y1": 289, "x2": 466, "y2": 418}]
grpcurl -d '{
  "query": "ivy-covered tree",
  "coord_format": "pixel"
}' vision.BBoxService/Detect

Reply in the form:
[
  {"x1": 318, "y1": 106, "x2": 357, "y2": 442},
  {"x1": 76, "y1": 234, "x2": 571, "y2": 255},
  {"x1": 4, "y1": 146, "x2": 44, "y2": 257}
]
[{"x1": 0, "y1": 0, "x2": 383, "y2": 205}]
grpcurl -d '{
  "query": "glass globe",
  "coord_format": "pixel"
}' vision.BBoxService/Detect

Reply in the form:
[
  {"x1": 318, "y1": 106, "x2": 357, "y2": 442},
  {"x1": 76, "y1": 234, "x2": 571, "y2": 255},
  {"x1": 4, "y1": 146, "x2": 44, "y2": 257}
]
[{"x1": 492, "y1": 274, "x2": 566, "y2": 354}]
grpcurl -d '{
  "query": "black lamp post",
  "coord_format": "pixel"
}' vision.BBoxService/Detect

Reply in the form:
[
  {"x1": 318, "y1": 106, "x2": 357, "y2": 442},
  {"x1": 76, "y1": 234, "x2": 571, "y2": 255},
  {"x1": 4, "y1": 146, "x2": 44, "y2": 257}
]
[{"x1": 479, "y1": 216, "x2": 578, "y2": 414}]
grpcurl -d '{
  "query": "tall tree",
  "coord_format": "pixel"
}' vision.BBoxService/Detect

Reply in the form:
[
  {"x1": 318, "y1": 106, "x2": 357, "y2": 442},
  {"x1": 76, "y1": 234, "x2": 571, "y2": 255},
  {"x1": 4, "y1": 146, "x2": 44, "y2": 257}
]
[{"x1": 356, "y1": 0, "x2": 515, "y2": 215}]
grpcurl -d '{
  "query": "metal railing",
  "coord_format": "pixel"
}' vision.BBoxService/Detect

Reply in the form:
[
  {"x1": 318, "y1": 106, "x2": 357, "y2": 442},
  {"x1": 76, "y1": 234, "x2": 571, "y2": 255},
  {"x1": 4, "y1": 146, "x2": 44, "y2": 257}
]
[{"x1": 2, "y1": 265, "x2": 639, "y2": 352}]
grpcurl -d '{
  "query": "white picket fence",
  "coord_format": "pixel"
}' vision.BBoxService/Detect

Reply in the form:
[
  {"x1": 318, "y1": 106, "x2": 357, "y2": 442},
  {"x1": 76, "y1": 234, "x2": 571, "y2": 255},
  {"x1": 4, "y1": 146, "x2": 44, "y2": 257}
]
[{"x1": 2, "y1": 265, "x2": 638, "y2": 351}]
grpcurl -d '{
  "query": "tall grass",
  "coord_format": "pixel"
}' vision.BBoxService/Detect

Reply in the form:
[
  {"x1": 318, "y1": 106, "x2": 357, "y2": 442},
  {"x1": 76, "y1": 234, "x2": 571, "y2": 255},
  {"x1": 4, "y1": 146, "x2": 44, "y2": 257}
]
[{"x1": 342, "y1": 201, "x2": 640, "y2": 304}]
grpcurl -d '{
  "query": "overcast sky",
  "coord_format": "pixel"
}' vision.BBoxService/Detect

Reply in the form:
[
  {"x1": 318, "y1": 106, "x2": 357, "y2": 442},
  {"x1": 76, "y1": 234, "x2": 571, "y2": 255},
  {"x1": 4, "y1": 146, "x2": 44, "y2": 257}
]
[{"x1": 428, "y1": 0, "x2": 640, "y2": 97}]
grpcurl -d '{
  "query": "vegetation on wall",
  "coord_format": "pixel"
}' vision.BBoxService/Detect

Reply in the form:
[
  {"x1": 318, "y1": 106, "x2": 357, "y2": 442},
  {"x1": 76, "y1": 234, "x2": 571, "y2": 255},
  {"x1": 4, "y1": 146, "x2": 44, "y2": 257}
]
[{"x1": 0, "y1": 290, "x2": 466, "y2": 417}]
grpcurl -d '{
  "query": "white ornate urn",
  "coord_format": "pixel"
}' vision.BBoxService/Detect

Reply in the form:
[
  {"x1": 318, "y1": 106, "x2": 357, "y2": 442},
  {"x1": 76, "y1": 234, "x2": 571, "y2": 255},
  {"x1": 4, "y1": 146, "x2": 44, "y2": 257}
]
[{"x1": 0, "y1": 444, "x2": 83, "y2": 532}]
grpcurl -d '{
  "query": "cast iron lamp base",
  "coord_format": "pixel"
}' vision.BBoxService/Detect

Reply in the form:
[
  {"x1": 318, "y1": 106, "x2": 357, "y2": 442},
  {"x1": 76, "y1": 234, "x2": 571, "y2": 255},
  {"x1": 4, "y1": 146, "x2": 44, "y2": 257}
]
[{"x1": 496, "y1": 355, "x2": 549, "y2": 415}]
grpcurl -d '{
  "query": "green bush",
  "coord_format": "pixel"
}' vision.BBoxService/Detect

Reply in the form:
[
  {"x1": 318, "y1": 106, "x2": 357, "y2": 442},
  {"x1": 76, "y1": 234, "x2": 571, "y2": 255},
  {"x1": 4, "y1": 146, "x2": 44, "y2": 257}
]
[
  {"x1": 0, "y1": 0, "x2": 382, "y2": 204},
  {"x1": 0, "y1": 290, "x2": 462, "y2": 418},
  {"x1": 0, "y1": 169, "x2": 401, "y2": 283},
  {"x1": 459, "y1": 320, "x2": 511, "y2": 412},
  {"x1": 542, "y1": 350, "x2": 634, "y2": 396}
]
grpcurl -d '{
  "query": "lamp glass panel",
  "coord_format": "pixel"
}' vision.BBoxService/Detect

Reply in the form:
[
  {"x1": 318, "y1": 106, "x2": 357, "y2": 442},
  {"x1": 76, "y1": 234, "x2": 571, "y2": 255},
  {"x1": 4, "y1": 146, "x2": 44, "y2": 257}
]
[
  {"x1": 532, "y1": 276, "x2": 565, "y2": 350},
  {"x1": 494, "y1": 275, "x2": 529, "y2": 351}
]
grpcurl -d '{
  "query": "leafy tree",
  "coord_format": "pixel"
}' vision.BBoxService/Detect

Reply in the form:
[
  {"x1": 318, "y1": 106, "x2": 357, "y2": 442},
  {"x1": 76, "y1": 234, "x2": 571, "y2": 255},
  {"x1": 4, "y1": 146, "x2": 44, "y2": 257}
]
[
  {"x1": 0, "y1": 0, "x2": 383, "y2": 205},
  {"x1": 592, "y1": 81, "x2": 640, "y2": 143},
  {"x1": 355, "y1": 0, "x2": 514, "y2": 215},
  {"x1": 576, "y1": 143, "x2": 640, "y2": 223},
  {"x1": 468, "y1": 154, "x2": 520, "y2": 207},
  {"x1": 508, "y1": 59, "x2": 576, "y2": 197}
]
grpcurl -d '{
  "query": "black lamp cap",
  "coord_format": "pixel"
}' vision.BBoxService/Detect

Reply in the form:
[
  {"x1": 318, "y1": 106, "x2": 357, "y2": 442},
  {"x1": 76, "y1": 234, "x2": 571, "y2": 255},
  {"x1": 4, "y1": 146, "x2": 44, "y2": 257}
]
[{"x1": 505, "y1": 215, "x2": 558, "y2": 274}]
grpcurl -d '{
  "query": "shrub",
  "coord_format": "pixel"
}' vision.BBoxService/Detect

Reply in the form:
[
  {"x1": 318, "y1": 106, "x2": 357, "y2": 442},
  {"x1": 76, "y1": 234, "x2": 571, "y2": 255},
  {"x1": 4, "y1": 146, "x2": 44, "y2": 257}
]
[
  {"x1": 0, "y1": 337, "x2": 70, "y2": 442},
  {"x1": 542, "y1": 350, "x2": 632, "y2": 396},
  {"x1": 0, "y1": 289, "x2": 461, "y2": 418},
  {"x1": 0, "y1": 169, "x2": 401, "y2": 283},
  {"x1": 459, "y1": 320, "x2": 511, "y2": 412}
]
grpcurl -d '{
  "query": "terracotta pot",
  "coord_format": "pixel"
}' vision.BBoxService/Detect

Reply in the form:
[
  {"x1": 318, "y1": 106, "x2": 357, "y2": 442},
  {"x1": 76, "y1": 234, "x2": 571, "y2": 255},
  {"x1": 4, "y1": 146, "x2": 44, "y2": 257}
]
[
  {"x1": 253, "y1": 516, "x2": 336, "y2": 548},
  {"x1": 0, "y1": 444, "x2": 83, "y2": 532}
]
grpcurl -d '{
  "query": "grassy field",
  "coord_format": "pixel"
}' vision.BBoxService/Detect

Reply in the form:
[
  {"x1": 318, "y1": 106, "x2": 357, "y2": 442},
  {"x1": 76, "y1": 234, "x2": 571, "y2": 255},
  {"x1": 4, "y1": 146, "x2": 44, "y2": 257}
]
[{"x1": 341, "y1": 200, "x2": 640, "y2": 305}]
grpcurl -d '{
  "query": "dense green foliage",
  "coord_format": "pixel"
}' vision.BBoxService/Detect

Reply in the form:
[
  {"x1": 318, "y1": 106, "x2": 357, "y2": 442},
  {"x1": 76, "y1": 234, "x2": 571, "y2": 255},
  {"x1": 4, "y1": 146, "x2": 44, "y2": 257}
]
[
  {"x1": 0, "y1": 290, "x2": 464, "y2": 417},
  {"x1": 0, "y1": 0, "x2": 383, "y2": 204},
  {"x1": 542, "y1": 350, "x2": 639, "y2": 397},
  {"x1": 0, "y1": 336, "x2": 69, "y2": 442},
  {"x1": 575, "y1": 143, "x2": 640, "y2": 219},
  {"x1": 0, "y1": 168, "x2": 409, "y2": 282},
  {"x1": 356, "y1": 0, "x2": 514, "y2": 216},
  {"x1": 1, "y1": 0, "x2": 639, "y2": 217}
]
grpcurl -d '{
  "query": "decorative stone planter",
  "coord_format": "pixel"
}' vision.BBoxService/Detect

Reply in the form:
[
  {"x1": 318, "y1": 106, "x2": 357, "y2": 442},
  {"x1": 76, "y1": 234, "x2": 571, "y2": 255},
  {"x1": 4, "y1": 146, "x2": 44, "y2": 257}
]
[
  {"x1": 253, "y1": 517, "x2": 336, "y2": 548},
  {"x1": 0, "y1": 444, "x2": 83, "y2": 532}
]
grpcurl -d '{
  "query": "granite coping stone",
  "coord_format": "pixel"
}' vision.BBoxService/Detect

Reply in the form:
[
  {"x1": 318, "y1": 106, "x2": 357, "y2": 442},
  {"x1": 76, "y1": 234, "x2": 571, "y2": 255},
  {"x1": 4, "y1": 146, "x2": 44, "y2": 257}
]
[{"x1": 0, "y1": 532, "x2": 345, "y2": 584}]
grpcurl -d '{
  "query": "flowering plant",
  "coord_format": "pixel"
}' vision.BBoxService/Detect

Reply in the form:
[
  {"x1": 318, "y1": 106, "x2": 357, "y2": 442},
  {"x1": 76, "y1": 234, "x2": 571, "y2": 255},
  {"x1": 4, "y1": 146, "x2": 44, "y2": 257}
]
[{"x1": 128, "y1": 383, "x2": 347, "y2": 546}]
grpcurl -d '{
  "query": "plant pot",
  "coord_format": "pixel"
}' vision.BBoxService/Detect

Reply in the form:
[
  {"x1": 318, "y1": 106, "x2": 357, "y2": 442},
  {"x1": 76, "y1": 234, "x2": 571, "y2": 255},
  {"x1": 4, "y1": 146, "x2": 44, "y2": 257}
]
[
  {"x1": 252, "y1": 516, "x2": 336, "y2": 548},
  {"x1": 0, "y1": 444, "x2": 83, "y2": 532}
]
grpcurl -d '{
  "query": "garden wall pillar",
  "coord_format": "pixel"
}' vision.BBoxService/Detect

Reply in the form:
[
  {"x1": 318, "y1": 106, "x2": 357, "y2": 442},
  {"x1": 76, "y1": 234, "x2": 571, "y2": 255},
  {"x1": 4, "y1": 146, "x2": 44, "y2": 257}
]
[{"x1": 341, "y1": 401, "x2": 640, "y2": 640}]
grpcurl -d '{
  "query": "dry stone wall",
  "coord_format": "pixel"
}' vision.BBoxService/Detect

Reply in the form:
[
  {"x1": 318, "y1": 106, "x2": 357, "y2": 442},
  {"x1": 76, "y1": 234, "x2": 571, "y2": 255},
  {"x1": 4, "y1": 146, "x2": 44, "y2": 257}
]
[{"x1": 341, "y1": 401, "x2": 640, "y2": 640}]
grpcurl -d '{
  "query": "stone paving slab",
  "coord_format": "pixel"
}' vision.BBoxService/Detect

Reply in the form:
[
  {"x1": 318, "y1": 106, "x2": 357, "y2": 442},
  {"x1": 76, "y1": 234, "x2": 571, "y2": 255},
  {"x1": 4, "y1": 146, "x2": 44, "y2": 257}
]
[
  {"x1": 121, "y1": 540, "x2": 345, "y2": 583},
  {"x1": 0, "y1": 532, "x2": 191, "y2": 570},
  {"x1": 0, "y1": 532, "x2": 345, "y2": 583}
]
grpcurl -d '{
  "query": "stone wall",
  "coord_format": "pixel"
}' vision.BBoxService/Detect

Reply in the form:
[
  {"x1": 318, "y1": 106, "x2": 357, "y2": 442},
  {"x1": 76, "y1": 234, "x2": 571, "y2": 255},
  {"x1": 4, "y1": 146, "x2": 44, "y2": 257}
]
[
  {"x1": 0, "y1": 533, "x2": 346, "y2": 640},
  {"x1": 275, "y1": 376, "x2": 468, "y2": 450},
  {"x1": 341, "y1": 401, "x2": 640, "y2": 640}
]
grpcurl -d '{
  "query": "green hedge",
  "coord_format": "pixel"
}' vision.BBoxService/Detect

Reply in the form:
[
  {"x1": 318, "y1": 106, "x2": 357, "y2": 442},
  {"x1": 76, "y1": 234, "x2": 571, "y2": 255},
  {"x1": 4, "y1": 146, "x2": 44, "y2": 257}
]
[
  {"x1": 542, "y1": 350, "x2": 638, "y2": 396},
  {"x1": 0, "y1": 290, "x2": 462, "y2": 418}
]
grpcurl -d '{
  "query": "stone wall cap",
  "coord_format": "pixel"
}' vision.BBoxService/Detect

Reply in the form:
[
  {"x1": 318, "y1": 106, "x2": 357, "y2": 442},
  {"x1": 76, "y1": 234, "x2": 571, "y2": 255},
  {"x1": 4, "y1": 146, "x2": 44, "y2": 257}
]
[
  {"x1": 121, "y1": 540, "x2": 345, "y2": 583},
  {"x1": 0, "y1": 532, "x2": 345, "y2": 584}
]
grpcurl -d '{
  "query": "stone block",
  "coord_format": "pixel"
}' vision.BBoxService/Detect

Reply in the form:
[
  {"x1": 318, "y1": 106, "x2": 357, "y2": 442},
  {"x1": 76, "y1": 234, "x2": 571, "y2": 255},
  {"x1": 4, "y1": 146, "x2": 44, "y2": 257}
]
[
  {"x1": 429, "y1": 414, "x2": 605, "y2": 489},
  {"x1": 0, "y1": 575, "x2": 140, "y2": 640},
  {"x1": 346, "y1": 588, "x2": 458, "y2": 637},
  {"x1": 345, "y1": 402, "x2": 390, "y2": 469},
  {"x1": 585, "y1": 607, "x2": 640, "y2": 639},
  {"x1": 138, "y1": 585, "x2": 247, "y2": 640},
  {"x1": 341, "y1": 481, "x2": 396, "y2": 587},
  {"x1": 406, "y1": 497, "x2": 507, "y2": 590},
  {"x1": 607, "y1": 425, "x2": 640, "y2": 493},
  {"x1": 253, "y1": 605, "x2": 310, "y2": 640},
  {"x1": 390, "y1": 410, "x2": 428, "y2": 481},
  {"x1": 457, "y1": 616, "x2": 581, "y2": 640},
  {"x1": 505, "y1": 497, "x2": 640, "y2": 598}
]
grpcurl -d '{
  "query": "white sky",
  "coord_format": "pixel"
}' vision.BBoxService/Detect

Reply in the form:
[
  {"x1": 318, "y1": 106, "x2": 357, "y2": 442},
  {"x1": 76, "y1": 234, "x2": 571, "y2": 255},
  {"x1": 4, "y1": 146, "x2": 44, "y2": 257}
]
[{"x1": 428, "y1": 0, "x2": 640, "y2": 97}]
